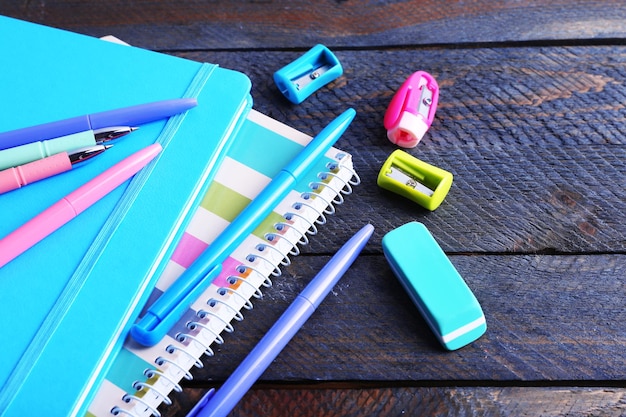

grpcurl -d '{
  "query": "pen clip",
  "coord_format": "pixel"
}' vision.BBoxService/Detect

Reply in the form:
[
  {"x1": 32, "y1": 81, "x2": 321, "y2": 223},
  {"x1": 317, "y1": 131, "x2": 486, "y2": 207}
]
[
  {"x1": 131, "y1": 263, "x2": 222, "y2": 346},
  {"x1": 384, "y1": 71, "x2": 439, "y2": 148}
]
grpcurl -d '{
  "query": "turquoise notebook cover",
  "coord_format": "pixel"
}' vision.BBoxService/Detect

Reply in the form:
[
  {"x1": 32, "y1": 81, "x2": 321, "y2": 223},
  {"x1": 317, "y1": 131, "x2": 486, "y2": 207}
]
[{"x1": 0, "y1": 16, "x2": 251, "y2": 416}]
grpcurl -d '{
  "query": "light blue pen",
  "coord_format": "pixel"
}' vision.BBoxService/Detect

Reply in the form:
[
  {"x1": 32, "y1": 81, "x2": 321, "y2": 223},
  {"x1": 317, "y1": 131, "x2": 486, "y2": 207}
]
[
  {"x1": 187, "y1": 223, "x2": 374, "y2": 417},
  {"x1": 131, "y1": 108, "x2": 357, "y2": 346}
]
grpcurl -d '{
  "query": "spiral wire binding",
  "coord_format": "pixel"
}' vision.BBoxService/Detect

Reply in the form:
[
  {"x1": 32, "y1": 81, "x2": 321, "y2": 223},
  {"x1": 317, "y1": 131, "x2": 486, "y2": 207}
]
[
  {"x1": 264, "y1": 232, "x2": 301, "y2": 256},
  {"x1": 239, "y1": 263, "x2": 275, "y2": 286},
  {"x1": 293, "y1": 200, "x2": 328, "y2": 225},
  {"x1": 165, "y1": 343, "x2": 205, "y2": 369},
  {"x1": 197, "y1": 308, "x2": 235, "y2": 333},
  {"x1": 154, "y1": 356, "x2": 193, "y2": 380},
  {"x1": 113, "y1": 393, "x2": 161, "y2": 417},
  {"x1": 143, "y1": 369, "x2": 183, "y2": 393},
  {"x1": 309, "y1": 180, "x2": 344, "y2": 204},
  {"x1": 246, "y1": 252, "x2": 283, "y2": 276},
  {"x1": 255, "y1": 241, "x2": 291, "y2": 266},
  {"x1": 133, "y1": 382, "x2": 173, "y2": 406},
  {"x1": 175, "y1": 332, "x2": 215, "y2": 356},
  {"x1": 227, "y1": 274, "x2": 265, "y2": 299},
  {"x1": 208, "y1": 294, "x2": 246, "y2": 320},
  {"x1": 186, "y1": 319, "x2": 226, "y2": 344},
  {"x1": 111, "y1": 151, "x2": 357, "y2": 416},
  {"x1": 110, "y1": 407, "x2": 139, "y2": 417},
  {"x1": 215, "y1": 286, "x2": 255, "y2": 311},
  {"x1": 318, "y1": 171, "x2": 353, "y2": 194},
  {"x1": 284, "y1": 211, "x2": 318, "y2": 235},
  {"x1": 301, "y1": 191, "x2": 336, "y2": 215}
]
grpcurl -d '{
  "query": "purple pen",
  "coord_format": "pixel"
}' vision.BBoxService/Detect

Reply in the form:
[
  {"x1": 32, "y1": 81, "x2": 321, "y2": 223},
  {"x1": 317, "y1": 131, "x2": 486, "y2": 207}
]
[
  {"x1": 187, "y1": 224, "x2": 374, "y2": 417},
  {"x1": 0, "y1": 98, "x2": 197, "y2": 151}
]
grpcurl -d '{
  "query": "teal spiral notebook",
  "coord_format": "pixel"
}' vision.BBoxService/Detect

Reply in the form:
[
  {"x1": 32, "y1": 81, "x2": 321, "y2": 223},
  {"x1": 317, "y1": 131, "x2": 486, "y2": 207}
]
[
  {"x1": 87, "y1": 110, "x2": 358, "y2": 417},
  {"x1": 0, "y1": 16, "x2": 251, "y2": 416}
]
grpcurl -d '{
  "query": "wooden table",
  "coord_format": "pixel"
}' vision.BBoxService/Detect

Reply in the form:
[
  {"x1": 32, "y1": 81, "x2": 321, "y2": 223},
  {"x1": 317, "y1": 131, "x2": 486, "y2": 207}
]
[{"x1": 3, "y1": 1, "x2": 626, "y2": 415}]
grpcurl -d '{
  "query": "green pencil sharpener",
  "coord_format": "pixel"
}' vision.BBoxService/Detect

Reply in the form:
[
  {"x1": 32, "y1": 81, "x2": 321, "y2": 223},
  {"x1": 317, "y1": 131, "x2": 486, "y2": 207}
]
[{"x1": 377, "y1": 150, "x2": 453, "y2": 211}]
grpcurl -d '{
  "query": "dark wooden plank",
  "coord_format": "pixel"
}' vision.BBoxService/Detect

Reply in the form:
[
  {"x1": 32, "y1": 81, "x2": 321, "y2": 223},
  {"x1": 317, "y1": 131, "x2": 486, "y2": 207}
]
[
  {"x1": 164, "y1": 386, "x2": 626, "y2": 417},
  {"x1": 172, "y1": 47, "x2": 626, "y2": 254},
  {"x1": 2, "y1": 1, "x2": 626, "y2": 50},
  {"x1": 165, "y1": 253, "x2": 626, "y2": 384},
  {"x1": 185, "y1": 46, "x2": 626, "y2": 149}
]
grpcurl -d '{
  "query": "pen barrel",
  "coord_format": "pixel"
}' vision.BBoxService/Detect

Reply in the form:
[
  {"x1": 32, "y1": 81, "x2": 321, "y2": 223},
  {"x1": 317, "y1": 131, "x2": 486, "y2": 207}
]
[
  {"x1": 89, "y1": 98, "x2": 198, "y2": 129},
  {"x1": 0, "y1": 130, "x2": 94, "y2": 170},
  {"x1": 300, "y1": 223, "x2": 374, "y2": 308},
  {"x1": 0, "y1": 152, "x2": 72, "y2": 195},
  {"x1": 132, "y1": 176, "x2": 294, "y2": 345},
  {"x1": 200, "y1": 300, "x2": 315, "y2": 417},
  {"x1": 131, "y1": 262, "x2": 222, "y2": 347},
  {"x1": 132, "y1": 109, "x2": 357, "y2": 347},
  {"x1": 196, "y1": 224, "x2": 374, "y2": 417},
  {"x1": 0, "y1": 98, "x2": 197, "y2": 152},
  {"x1": 182, "y1": 110, "x2": 355, "y2": 286},
  {"x1": 0, "y1": 144, "x2": 161, "y2": 268},
  {"x1": 0, "y1": 199, "x2": 76, "y2": 268},
  {"x1": 286, "y1": 108, "x2": 355, "y2": 178},
  {"x1": 0, "y1": 115, "x2": 91, "y2": 151},
  {"x1": 65, "y1": 143, "x2": 161, "y2": 213}
]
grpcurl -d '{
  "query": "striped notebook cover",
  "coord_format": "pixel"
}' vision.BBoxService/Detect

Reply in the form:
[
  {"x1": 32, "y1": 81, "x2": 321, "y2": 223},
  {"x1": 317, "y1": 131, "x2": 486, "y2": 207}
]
[{"x1": 87, "y1": 110, "x2": 358, "y2": 416}]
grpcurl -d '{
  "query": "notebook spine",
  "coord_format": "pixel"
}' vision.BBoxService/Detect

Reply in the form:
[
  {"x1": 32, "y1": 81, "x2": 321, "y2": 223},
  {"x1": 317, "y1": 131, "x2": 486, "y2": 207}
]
[{"x1": 111, "y1": 151, "x2": 359, "y2": 417}]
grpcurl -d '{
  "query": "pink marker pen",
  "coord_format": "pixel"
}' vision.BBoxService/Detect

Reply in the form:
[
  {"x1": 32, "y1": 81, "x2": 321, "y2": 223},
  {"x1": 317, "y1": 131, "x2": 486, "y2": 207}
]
[
  {"x1": 0, "y1": 145, "x2": 111, "y2": 195},
  {"x1": 0, "y1": 143, "x2": 162, "y2": 268}
]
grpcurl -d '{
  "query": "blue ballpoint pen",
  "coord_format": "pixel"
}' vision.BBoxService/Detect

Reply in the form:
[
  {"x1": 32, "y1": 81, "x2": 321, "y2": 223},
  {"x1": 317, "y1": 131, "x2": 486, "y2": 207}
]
[
  {"x1": 187, "y1": 224, "x2": 374, "y2": 417},
  {"x1": 0, "y1": 98, "x2": 197, "y2": 151},
  {"x1": 131, "y1": 108, "x2": 357, "y2": 346}
]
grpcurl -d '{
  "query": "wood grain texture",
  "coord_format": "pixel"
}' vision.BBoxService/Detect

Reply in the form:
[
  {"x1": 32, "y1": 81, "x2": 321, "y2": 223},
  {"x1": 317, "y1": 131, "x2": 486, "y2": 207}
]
[
  {"x1": 174, "y1": 253, "x2": 626, "y2": 384},
  {"x1": 159, "y1": 253, "x2": 626, "y2": 416},
  {"x1": 165, "y1": 386, "x2": 626, "y2": 417},
  {"x1": 1, "y1": 1, "x2": 626, "y2": 50},
  {"x1": 172, "y1": 47, "x2": 626, "y2": 254}
]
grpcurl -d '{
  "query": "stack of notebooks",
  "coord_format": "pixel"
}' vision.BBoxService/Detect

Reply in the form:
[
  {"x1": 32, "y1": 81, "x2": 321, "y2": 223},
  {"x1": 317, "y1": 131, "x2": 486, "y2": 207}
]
[{"x1": 0, "y1": 16, "x2": 358, "y2": 417}]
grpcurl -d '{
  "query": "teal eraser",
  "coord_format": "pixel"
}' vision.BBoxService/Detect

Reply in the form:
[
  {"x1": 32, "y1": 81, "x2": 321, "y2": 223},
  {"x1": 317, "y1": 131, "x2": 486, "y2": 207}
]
[{"x1": 382, "y1": 222, "x2": 486, "y2": 350}]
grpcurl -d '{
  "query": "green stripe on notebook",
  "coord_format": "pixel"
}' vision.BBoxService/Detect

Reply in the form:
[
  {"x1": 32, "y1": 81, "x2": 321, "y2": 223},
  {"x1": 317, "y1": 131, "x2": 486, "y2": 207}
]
[
  {"x1": 200, "y1": 179, "x2": 298, "y2": 238},
  {"x1": 252, "y1": 211, "x2": 286, "y2": 240},
  {"x1": 199, "y1": 181, "x2": 251, "y2": 222}
]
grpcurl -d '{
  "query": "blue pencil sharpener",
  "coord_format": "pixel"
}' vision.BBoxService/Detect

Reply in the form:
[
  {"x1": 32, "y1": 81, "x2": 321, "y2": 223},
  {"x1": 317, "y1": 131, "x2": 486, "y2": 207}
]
[{"x1": 273, "y1": 44, "x2": 343, "y2": 104}]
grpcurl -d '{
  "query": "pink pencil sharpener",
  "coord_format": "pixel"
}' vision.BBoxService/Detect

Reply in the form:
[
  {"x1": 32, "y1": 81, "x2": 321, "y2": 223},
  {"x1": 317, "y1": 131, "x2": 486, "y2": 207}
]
[{"x1": 384, "y1": 71, "x2": 439, "y2": 148}]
